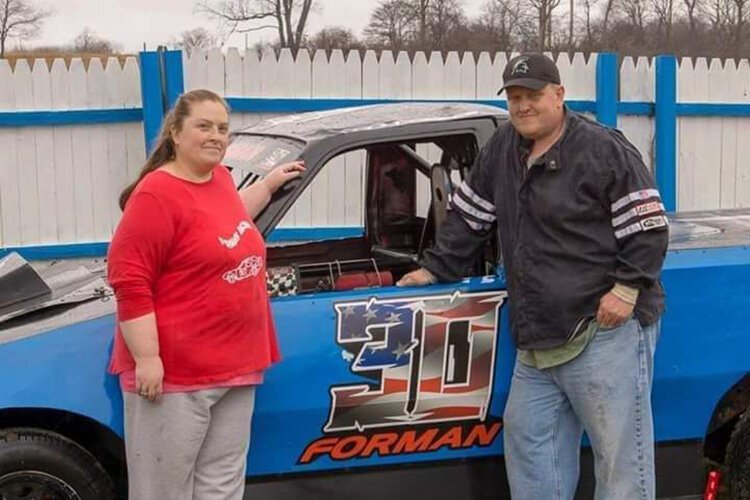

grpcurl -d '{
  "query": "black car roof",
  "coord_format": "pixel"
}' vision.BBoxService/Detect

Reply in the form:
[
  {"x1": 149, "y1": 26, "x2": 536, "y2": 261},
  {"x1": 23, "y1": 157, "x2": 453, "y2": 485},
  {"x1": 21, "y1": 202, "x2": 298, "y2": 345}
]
[{"x1": 233, "y1": 102, "x2": 508, "y2": 142}]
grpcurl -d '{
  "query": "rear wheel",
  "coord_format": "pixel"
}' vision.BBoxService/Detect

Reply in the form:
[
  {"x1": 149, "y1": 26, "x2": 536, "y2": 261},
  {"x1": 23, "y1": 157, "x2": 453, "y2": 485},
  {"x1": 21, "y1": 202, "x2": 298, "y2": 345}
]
[
  {"x1": 726, "y1": 411, "x2": 750, "y2": 499},
  {"x1": 0, "y1": 428, "x2": 116, "y2": 500}
]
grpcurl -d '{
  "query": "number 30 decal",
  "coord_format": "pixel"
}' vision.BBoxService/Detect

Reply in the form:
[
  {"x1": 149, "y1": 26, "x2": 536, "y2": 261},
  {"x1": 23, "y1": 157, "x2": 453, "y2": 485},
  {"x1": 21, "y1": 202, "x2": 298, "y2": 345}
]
[{"x1": 325, "y1": 291, "x2": 507, "y2": 432}]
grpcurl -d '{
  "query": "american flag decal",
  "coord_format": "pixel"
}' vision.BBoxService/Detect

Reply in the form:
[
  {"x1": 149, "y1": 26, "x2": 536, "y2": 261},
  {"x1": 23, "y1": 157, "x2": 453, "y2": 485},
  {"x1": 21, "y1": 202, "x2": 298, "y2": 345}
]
[{"x1": 324, "y1": 291, "x2": 507, "y2": 433}]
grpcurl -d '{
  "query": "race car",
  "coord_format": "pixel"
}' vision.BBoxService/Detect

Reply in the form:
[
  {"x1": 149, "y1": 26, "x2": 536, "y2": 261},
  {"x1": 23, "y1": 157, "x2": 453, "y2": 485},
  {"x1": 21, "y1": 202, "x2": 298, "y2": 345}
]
[{"x1": 1, "y1": 103, "x2": 749, "y2": 499}]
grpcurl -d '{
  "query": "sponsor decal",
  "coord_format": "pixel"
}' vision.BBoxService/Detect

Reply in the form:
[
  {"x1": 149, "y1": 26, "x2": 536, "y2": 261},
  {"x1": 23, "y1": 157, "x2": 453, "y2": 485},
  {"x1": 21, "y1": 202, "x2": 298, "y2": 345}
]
[
  {"x1": 635, "y1": 201, "x2": 664, "y2": 216},
  {"x1": 614, "y1": 221, "x2": 643, "y2": 240},
  {"x1": 641, "y1": 215, "x2": 668, "y2": 230},
  {"x1": 299, "y1": 421, "x2": 502, "y2": 464},
  {"x1": 612, "y1": 201, "x2": 666, "y2": 227},
  {"x1": 611, "y1": 188, "x2": 661, "y2": 212},
  {"x1": 299, "y1": 291, "x2": 507, "y2": 464}
]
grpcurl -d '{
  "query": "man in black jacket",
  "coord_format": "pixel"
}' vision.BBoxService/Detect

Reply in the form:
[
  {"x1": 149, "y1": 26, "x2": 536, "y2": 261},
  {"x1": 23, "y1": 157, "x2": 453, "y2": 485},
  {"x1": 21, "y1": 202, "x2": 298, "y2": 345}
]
[{"x1": 399, "y1": 53, "x2": 668, "y2": 499}]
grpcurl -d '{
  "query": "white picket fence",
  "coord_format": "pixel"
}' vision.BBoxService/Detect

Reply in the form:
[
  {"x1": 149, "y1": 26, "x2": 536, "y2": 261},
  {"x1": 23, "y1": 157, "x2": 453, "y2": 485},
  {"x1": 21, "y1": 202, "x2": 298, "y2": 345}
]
[
  {"x1": 677, "y1": 58, "x2": 750, "y2": 210},
  {"x1": 0, "y1": 57, "x2": 143, "y2": 248},
  {"x1": 1, "y1": 50, "x2": 750, "y2": 249}
]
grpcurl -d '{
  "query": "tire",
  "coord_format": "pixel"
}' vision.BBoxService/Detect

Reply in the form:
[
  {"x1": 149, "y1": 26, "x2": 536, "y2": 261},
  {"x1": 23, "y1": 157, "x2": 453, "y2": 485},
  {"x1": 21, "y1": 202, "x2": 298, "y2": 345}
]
[
  {"x1": 0, "y1": 428, "x2": 116, "y2": 500},
  {"x1": 727, "y1": 411, "x2": 750, "y2": 500}
]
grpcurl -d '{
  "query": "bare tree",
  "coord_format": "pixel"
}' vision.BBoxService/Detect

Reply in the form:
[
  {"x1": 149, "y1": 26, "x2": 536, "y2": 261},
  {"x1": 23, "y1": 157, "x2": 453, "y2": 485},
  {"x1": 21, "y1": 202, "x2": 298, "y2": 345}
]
[
  {"x1": 729, "y1": 0, "x2": 749, "y2": 44},
  {"x1": 412, "y1": 0, "x2": 430, "y2": 48},
  {"x1": 474, "y1": 0, "x2": 535, "y2": 51},
  {"x1": 569, "y1": 0, "x2": 575, "y2": 46},
  {"x1": 582, "y1": 0, "x2": 596, "y2": 42},
  {"x1": 198, "y1": 0, "x2": 315, "y2": 54},
  {"x1": 71, "y1": 28, "x2": 121, "y2": 53},
  {"x1": 173, "y1": 27, "x2": 217, "y2": 55},
  {"x1": 426, "y1": 0, "x2": 466, "y2": 50},
  {"x1": 528, "y1": 0, "x2": 562, "y2": 49},
  {"x1": 363, "y1": 0, "x2": 417, "y2": 50},
  {"x1": 480, "y1": 0, "x2": 522, "y2": 48},
  {"x1": 623, "y1": 0, "x2": 649, "y2": 30},
  {"x1": 0, "y1": 0, "x2": 50, "y2": 58},
  {"x1": 306, "y1": 26, "x2": 361, "y2": 52},
  {"x1": 705, "y1": 0, "x2": 725, "y2": 28},
  {"x1": 704, "y1": 0, "x2": 734, "y2": 51},
  {"x1": 356, "y1": 0, "x2": 750, "y2": 58},
  {"x1": 652, "y1": 0, "x2": 675, "y2": 43},
  {"x1": 602, "y1": 0, "x2": 619, "y2": 32},
  {"x1": 683, "y1": 0, "x2": 702, "y2": 31}
]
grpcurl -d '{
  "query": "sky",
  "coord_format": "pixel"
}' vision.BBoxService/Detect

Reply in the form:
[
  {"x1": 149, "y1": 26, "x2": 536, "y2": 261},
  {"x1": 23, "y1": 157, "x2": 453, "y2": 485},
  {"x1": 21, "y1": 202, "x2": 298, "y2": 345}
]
[{"x1": 30, "y1": 0, "x2": 485, "y2": 53}]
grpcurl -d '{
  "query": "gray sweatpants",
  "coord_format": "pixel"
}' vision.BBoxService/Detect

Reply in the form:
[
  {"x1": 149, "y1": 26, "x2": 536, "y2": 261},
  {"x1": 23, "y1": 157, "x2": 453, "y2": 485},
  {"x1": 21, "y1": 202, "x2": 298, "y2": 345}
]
[{"x1": 124, "y1": 385, "x2": 256, "y2": 500}]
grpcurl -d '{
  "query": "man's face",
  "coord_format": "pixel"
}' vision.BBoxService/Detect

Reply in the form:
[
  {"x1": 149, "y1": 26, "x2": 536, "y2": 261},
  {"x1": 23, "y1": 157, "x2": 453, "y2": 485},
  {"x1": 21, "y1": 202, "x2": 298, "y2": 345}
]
[{"x1": 506, "y1": 84, "x2": 565, "y2": 141}]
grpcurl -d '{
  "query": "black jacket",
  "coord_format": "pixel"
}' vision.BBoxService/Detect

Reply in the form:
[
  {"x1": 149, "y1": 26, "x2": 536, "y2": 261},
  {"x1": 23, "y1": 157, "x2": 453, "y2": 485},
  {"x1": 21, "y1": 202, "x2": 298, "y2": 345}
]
[{"x1": 422, "y1": 110, "x2": 669, "y2": 349}]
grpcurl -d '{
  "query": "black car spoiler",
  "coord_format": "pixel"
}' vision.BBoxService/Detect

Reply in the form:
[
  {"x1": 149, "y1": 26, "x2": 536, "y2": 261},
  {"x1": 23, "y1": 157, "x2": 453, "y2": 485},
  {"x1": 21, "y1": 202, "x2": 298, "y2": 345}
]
[{"x1": 0, "y1": 253, "x2": 111, "y2": 325}]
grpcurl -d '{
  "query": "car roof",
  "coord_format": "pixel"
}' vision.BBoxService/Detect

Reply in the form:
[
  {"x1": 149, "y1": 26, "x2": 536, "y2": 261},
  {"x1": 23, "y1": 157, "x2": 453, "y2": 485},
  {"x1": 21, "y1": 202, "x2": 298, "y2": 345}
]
[{"x1": 233, "y1": 102, "x2": 508, "y2": 142}]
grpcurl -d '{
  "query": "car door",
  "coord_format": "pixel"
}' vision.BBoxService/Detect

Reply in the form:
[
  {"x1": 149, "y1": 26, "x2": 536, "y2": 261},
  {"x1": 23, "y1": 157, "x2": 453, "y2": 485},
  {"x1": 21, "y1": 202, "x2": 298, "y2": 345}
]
[{"x1": 246, "y1": 130, "x2": 516, "y2": 478}]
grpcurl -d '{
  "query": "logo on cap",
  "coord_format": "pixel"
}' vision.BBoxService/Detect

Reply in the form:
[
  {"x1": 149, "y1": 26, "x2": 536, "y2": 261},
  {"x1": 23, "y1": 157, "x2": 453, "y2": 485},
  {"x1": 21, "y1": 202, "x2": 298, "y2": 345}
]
[{"x1": 511, "y1": 57, "x2": 530, "y2": 75}]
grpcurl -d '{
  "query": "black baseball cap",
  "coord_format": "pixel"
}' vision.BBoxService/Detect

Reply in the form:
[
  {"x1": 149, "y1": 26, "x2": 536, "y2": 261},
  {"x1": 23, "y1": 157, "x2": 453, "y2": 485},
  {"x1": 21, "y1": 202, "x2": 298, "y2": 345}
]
[{"x1": 497, "y1": 53, "x2": 561, "y2": 94}]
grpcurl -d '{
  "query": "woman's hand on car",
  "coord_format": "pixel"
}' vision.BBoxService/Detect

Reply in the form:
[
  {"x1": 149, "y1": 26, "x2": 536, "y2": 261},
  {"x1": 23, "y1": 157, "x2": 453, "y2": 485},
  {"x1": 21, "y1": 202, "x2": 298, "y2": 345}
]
[{"x1": 263, "y1": 161, "x2": 306, "y2": 193}]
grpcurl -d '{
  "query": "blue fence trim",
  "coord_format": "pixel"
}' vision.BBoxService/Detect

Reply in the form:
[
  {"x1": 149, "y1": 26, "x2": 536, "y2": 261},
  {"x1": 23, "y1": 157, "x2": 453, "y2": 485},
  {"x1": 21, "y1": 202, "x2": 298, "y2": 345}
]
[
  {"x1": 0, "y1": 109, "x2": 143, "y2": 128},
  {"x1": 164, "y1": 50, "x2": 185, "y2": 111},
  {"x1": 617, "y1": 102, "x2": 654, "y2": 115},
  {"x1": 676, "y1": 103, "x2": 750, "y2": 117},
  {"x1": 595, "y1": 53, "x2": 618, "y2": 127},
  {"x1": 139, "y1": 51, "x2": 164, "y2": 155},
  {"x1": 655, "y1": 55, "x2": 678, "y2": 212},
  {"x1": 0, "y1": 227, "x2": 366, "y2": 260}
]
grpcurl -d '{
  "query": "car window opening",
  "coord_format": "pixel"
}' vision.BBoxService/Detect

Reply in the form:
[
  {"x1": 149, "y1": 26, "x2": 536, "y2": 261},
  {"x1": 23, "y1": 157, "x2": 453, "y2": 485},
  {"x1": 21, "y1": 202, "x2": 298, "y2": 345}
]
[{"x1": 264, "y1": 134, "x2": 498, "y2": 298}]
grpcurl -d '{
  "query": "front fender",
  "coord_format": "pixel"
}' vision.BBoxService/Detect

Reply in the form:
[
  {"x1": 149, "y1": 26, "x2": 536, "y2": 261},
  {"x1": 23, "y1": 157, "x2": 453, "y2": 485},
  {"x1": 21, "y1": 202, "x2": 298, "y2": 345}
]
[{"x1": 0, "y1": 312, "x2": 123, "y2": 436}]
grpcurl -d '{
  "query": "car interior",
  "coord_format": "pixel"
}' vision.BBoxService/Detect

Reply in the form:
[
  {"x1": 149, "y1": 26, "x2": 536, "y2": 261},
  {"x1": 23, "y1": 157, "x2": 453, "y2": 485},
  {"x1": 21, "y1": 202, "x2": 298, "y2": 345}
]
[{"x1": 262, "y1": 133, "x2": 498, "y2": 298}]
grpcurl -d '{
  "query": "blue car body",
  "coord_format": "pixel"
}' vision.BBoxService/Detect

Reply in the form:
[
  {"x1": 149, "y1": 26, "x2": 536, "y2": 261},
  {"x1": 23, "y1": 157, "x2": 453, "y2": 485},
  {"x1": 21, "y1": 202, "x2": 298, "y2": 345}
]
[{"x1": 1, "y1": 103, "x2": 749, "y2": 498}]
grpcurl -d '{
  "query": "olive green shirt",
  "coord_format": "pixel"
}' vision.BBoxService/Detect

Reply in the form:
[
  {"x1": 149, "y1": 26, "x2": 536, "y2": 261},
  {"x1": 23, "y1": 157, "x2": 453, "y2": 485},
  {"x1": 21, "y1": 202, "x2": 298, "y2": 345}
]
[{"x1": 516, "y1": 318, "x2": 598, "y2": 369}]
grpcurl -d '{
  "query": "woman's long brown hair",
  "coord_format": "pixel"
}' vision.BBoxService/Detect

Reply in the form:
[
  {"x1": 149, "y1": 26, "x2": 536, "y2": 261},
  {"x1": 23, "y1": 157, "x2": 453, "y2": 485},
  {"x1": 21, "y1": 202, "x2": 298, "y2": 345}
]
[{"x1": 118, "y1": 89, "x2": 230, "y2": 210}]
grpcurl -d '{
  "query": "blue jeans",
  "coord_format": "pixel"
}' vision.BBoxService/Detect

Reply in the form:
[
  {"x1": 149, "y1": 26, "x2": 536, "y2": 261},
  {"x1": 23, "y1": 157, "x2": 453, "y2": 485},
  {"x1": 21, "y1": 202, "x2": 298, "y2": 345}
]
[{"x1": 503, "y1": 318, "x2": 660, "y2": 500}]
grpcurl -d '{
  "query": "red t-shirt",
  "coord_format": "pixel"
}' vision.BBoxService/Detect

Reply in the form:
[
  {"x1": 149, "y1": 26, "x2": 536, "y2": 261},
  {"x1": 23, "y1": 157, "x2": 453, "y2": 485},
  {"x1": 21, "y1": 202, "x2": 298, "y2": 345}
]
[{"x1": 107, "y1": 165, "x2": 281, "y2": 386}]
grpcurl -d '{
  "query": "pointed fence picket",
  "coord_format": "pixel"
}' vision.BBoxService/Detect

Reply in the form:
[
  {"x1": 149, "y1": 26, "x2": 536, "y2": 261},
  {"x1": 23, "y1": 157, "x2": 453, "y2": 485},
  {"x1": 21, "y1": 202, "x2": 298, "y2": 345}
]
[
  {"x1": 736, "y1": 60, "x2": 750, "y2": 209},
  {"x1": 0, "y1": 60, "x2": 19, "y2": 247},
  {"x1": 476, "y1": 52, "x2": 495, "y2": 98},
  {"x1": 681, "y1": 58, "x2": 721, "y2": 210},
  {"x1": 14, "y1": 60, "x2": 41, "y2": 246},
  {"x1": 123, "y1": 57, "x2": 145, "y2": 191},
  {"x1": 620, "y1": 56, "x2": 654, "y2": 171},
  {"x1": 50, "y1": 59, "x2": 76, "y2": 243},
  {"x1": 69, "y1": 58, "x2": 95, "y2": 242}
]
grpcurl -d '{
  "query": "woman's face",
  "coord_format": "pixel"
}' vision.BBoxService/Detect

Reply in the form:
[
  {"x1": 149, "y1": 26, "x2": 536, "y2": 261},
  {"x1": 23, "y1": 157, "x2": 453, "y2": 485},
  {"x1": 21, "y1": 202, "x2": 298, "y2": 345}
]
[{"x1": 172, "y1": 100, "x2": 230, "y2": 172}]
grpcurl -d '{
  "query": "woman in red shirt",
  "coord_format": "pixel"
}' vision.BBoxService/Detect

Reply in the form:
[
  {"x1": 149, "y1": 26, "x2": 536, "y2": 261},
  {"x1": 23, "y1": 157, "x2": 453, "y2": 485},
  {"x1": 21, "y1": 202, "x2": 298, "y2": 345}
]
[{"x1": 107, "y1": 89, "x2": 304, "y2": 500}]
